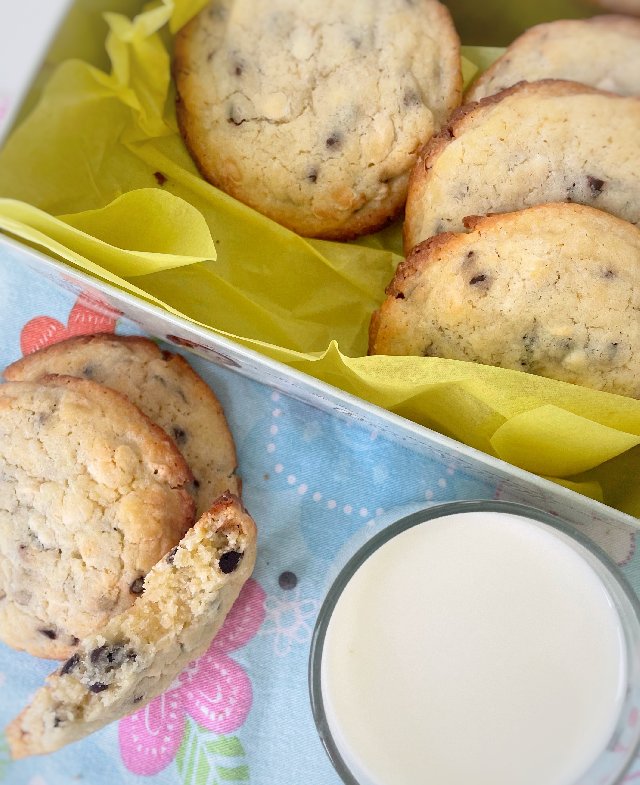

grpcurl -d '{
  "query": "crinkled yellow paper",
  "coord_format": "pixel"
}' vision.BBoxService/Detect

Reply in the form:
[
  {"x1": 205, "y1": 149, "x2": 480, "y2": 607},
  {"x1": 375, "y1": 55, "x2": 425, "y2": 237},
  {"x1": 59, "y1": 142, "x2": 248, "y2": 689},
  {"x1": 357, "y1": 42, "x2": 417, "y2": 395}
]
[{"x1": 1, "y1": 0, "x2": 639, "y2": 517}]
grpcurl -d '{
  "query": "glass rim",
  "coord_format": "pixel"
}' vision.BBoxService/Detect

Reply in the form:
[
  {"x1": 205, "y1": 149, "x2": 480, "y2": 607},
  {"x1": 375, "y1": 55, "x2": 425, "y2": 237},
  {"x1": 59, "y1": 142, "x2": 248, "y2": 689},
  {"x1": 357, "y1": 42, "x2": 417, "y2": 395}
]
[{"x1": 308, "y1": 499, "x2": 640, "y2": 785}]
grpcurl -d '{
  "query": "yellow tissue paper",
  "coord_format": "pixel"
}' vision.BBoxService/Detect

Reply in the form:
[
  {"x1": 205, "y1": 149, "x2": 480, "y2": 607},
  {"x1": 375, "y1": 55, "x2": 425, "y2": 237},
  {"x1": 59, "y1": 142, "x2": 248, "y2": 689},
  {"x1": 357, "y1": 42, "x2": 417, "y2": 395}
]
[{"x1": 0, "y1": 0, "x2": 639, "y2": 518}]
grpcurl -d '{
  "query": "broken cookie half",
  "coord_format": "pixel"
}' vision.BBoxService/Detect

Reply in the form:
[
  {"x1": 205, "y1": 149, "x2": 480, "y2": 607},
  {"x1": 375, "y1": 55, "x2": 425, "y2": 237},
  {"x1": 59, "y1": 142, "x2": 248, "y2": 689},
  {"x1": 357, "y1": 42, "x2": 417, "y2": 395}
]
[{"x1": 7, "y1": 493, "x2": 257, "y2": 758}]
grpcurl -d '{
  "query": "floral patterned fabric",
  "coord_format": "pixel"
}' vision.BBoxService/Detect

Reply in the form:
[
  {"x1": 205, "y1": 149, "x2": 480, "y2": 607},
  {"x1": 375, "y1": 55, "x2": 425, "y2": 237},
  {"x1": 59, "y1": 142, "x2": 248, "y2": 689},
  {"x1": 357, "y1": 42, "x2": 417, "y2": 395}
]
[{"x1": 1, "y1": 248, "x2": 640, "y2": 784}]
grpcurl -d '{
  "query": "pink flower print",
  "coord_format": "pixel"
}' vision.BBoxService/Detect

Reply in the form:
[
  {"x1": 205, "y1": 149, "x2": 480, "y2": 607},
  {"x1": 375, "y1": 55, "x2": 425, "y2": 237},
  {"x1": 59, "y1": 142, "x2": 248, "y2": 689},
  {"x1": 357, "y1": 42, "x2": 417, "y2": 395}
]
[
  {"x1": 119, "y1": 578, "x2": 266, "y2": 776},
  {"x1": 120, "y1": 691, "x2": 185, "y2": 776},
  {"x1": 20, "y1": 293, "x2": 120, "y2": 355}
]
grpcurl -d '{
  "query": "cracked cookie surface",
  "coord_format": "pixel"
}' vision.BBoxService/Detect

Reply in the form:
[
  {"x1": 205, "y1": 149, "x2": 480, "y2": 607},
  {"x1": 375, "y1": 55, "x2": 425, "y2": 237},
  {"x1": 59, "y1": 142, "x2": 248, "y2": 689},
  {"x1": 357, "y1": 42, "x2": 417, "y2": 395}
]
[
  {"x1": 371, "y1": 203, "x2": 640, "y2": 398},
  {"x1": 0, "y1": 376, "x2": 195, "y2": 659},
  {"x1": 404, "y1": 80, "x2": 640, "y2": 252},
  {"x1": 5, "y1": 335, "x2": 239, "y2": 517},
  {"x1": 174, "y1": 0, "x2": 461, "y2": 239},
  {"x1": 467, "y1": 16, "x2": 640, "y2": 102},
  {"x1": 6, "y1": 494, "x2": 256, "y2": 759}
]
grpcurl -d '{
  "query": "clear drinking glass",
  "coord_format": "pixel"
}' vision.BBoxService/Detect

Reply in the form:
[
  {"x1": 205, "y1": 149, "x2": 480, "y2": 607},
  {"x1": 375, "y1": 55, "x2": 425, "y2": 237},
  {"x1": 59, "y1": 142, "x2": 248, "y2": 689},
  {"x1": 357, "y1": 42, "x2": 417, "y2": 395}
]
[{"x1": 309, "y1": 500, "x2": 640, "y2": 785}]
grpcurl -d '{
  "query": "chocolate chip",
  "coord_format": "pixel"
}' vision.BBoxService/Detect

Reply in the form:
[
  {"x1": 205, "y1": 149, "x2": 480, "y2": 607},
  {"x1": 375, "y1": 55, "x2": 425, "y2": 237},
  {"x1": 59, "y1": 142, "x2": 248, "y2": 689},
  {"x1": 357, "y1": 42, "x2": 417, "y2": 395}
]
[
  {"x1": 166, "y1": 546, "x2": 179, "y2": 564},
  {"x1": 89, "y1": 683, "x2": 108, "y2": 694},
  {"x1": 193, "y1": 478, "x2": 201, "y2": 489},
  {"x1": 172, "y1": 427, "x2": 188, "y2": 446},
  {"x1": 90, "y1": 645, "x2": 108, "y2": 664},
  {"x1": 234, "y1": 64, "x2": 243, "y2": 76},
  {"x1": 469, "y1": 274, "x2": 487, "y2": 285},
  {"x1": 403, "y1": 89, "x2": 421, "y2": 107},
  {"x1": 466, "y1": 250, "x2": 475, "y2": 260},
  {"x1": 587, "y1": 175, "x2": 605, "y2": 195},
  {"x1": 325, "y1": 133, "x2": 342, "y2": 149},
  {"x1": 90, "y1": 644, "x2": 135, "y2": 671},
  {"x1": 130, "y1": 577, "x2": 145, "y2": 595},
  {"x1": 307, "y1": 168, "x2": 318, "y2": 184},
  {"x1": 71, "y1": 636, "x2": 80, "y2": 646},
  {"x1": 54, "y1": 716, "x2": 62, "y2": 727},
  {"x1": 219, "y1": 550, "x2": 242, "y2": 574},
  {"x1": 39, "y1": 628, "x2": 57, "y2": 640},
  {"x1": 61, "y1": 654, "x2": 80, "y2": 676},
  {"x1": 278, "y1": 571, "x2": 298, "y2": 590},
  {"x1": 153, "y1": 171, "x2": 167, "y2": 186},
  {"x1": 82, "y1": 365, "x2": 95, "y2": 379}
]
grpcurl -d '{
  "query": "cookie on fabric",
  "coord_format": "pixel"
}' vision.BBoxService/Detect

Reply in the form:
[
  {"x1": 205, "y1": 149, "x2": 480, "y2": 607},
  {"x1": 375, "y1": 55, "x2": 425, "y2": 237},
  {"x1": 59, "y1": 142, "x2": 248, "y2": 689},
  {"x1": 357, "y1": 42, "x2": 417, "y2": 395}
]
[
  {"x1": 404, "y1": 80, "x2": 640, "y2": 252},
  {"x1": 371, "y1": 203, "x2": 640, "y2": 398},
  {"x1": 0, "y1": 376, "x2": 195, "y2": 659},
  {"x1": 5, "y1": 334, "x2": 239, "y2": 517},
  {"x1": 466, "y1": 16, "x2": 640, "y2": 101},
  {"x1": 6, "y1": 494, "x2": 257, "y2": 759},
  {"x1": 174, "y1": 0, "x2": 461, "y2": 239}
]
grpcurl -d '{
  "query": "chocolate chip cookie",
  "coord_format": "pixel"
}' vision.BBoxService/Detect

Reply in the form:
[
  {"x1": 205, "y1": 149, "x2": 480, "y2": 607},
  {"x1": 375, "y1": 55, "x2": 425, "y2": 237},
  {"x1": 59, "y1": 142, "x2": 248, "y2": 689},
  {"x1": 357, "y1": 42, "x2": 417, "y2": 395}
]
[
  {"x1": 0, "y1": 376, "x2": 195, "y2": 659},
  {"x1": 5, "y1": 335, "x2": 239, "y2": 517},
  {"x1": 467, "y1": 16, "x2": 640, "y2": 102},
  {"x1": 404, "y1": 80, "x2": 640, "y2": 252},
  {"x1": 7, "y1": 494, "x2": 256, "y2": 758},
  {"x1": 372, "y1": 203, "x2": 640, "y2": 398},
  {"x1": 174, "y1": 0, "x2": 461, "y2": 239}
]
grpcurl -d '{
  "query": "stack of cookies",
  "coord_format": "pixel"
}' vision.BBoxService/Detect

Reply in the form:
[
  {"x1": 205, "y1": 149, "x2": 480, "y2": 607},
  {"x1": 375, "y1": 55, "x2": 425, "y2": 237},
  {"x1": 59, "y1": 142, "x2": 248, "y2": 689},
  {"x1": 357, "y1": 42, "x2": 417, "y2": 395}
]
[
  {"x1": 0, "y1": 335, "x2": 257, "y2": 757},
  {"x1": 370, "y1": 16, "x2": 640, "y2": 399}
]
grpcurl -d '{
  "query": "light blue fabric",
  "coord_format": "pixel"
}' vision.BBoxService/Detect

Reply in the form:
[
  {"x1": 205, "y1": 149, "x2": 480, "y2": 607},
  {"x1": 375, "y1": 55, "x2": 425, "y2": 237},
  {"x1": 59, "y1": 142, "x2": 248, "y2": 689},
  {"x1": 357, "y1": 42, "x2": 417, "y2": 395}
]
[{"x1": 0, "y1": 250, "x2": 639, "y2": 785}]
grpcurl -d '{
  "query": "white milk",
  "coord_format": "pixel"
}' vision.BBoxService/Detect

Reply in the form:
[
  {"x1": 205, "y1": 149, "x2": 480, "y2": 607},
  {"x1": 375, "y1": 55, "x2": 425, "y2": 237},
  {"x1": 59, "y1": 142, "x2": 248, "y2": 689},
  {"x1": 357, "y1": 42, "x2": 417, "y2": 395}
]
[{"x1": 321, "y1": 511, "x2": 626, "y2": 785}]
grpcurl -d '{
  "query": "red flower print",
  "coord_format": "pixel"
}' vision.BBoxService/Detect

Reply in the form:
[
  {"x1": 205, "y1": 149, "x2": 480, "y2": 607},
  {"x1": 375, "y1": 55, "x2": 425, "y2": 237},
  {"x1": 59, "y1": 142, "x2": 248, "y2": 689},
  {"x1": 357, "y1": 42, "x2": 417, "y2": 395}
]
[{"x1": 20, "y1": 294, "x2": 120, "y2": 355}]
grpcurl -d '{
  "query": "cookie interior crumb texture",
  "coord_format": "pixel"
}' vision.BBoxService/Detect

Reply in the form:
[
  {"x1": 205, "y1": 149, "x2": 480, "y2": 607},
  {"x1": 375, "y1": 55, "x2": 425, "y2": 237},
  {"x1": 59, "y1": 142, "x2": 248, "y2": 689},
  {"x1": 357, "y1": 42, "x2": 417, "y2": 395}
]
[
  {"x1": 6, "y1": 494, "x2": 257, "y2": 759},
  {"x1": 5, "y1": 334, "x2": 240, "y2": 517},
  {"x1": 174, "y1": 0, "x2": 461, "y2": 239},
  {"x1": 404, "y1": 80, "x2": 640, "y2": 252},
  {"x1": 371, "y1": 203, "x2": 640, "y2": 399},
  {"x1": 0, "y1": 377, "x2": 195, "y2": 659}
]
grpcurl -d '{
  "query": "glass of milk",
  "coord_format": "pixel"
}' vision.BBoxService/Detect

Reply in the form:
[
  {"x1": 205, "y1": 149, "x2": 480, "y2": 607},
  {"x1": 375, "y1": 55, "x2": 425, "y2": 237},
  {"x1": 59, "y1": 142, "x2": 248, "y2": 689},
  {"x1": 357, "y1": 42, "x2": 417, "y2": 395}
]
[{"x1": 309, "y1": 501, "x2": 640, "y2": 785}]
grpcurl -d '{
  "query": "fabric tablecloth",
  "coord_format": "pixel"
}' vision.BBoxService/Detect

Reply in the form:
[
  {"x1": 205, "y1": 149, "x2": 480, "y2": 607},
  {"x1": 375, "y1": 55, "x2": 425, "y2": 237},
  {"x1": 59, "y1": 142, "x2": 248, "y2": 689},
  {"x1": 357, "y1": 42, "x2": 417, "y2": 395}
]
[{"x1": 1, "y1": 249, "x2": 639, "y2": 785}]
